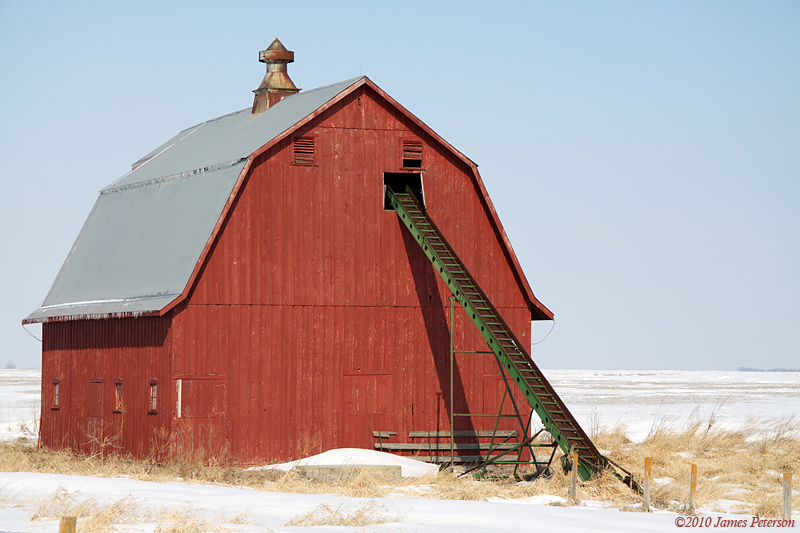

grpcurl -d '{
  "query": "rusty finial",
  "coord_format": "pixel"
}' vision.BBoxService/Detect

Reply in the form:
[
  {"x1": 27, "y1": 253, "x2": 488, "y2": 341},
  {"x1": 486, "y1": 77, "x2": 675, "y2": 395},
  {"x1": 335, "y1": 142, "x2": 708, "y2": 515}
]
[{"x1": 252, "y1": 38, "x2": 300, "y2": 115}]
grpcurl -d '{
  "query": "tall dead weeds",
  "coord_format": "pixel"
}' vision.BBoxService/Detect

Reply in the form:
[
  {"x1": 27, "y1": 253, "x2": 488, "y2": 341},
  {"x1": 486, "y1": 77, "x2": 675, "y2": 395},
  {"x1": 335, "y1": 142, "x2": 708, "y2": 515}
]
[
  {"x1": 606, "y1": 411, "x2": 799, "y2": 516},
  {"x1": 25, "y1": 486, "x2": 264, "y2": 533},
  {"x1": 284, "y1": 500, "x2": 404, "y2": 527},
  {"x1": 3, "y1": 412, "x2": 798, "y2": 518}
]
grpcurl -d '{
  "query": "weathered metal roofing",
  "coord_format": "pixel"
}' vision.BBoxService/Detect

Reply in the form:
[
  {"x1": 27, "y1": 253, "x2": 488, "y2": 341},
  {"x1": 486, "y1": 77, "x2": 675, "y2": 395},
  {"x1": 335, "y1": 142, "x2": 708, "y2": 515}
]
[
  {"x1": 26, "y1": 74, "x2": 552, "y2": 323},
  {"x1": 24, "y1": 77, "x2": 363, "y2": 323},
  {"x1": 115, "y1": 77, "x2": 362, "y2": 189}
]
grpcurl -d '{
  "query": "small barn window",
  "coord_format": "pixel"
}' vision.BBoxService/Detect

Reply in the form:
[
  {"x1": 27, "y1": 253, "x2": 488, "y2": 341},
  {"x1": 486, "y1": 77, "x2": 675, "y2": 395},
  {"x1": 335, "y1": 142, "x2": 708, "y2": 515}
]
[
  {"x1": 293, "y1": 135, "x2": 315, "y2": 165},
  {"x1": 402, "y1": 140, "x2": 423, "y2": 169},
  {"x1": 384, "y1": 172, "x2": 424, "y2": 210},
  {"x1": 149, "y1": 379, "x2": 158, "y2": 414},
  {"x1": 52, "y1": 379, "x2": 60, "y2": 410},
  {"x1": 114, "y1": 379, "x2": 123, "y2": 413}
]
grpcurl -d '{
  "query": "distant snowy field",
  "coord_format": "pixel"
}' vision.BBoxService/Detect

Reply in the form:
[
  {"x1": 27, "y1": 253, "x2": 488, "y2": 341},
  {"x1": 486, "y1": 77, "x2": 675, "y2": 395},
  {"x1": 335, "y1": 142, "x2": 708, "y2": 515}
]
[
  {"x1": 545, "y1": 369, "x2": 800, "y2": 441},
  {"x1": 1, "y1": 369, "x2": 798, "y2": 532},
  {"x1": 0, "y1": 369, "x2": 39, "y2": 442}
]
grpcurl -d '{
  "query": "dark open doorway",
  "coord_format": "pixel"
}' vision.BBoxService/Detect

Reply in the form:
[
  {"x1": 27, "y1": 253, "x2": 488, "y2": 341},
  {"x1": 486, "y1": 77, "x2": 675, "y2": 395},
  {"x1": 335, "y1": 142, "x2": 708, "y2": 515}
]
[{"x1": 384, "y1": 172, "x2": 424, "y2": 210}]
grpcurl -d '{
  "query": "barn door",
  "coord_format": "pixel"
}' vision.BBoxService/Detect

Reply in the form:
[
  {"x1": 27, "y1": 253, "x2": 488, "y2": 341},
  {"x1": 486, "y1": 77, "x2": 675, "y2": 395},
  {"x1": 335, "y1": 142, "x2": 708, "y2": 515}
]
[
  {"x1": 86, "y1": 378, "x2": 103, "y2": 455},
  {"x1": 343, "y1": 372, "x2": 392, "y2": 448},
  {"x1": 175, "y1": 377, "x2": 228, "y2": 462}
]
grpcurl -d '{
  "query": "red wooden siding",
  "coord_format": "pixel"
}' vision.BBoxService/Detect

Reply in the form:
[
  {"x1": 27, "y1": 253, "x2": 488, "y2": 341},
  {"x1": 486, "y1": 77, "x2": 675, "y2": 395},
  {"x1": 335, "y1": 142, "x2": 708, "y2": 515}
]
[
  {"x1": 40, "y1": 317, "x2": 173, "y2": 459},
  {"x1": 171, "y1": 86, "x2": 533, "y2": 463},
  {"x1": 189, "y1": 86, "x2": 528, "y2": 312},
  {"x1": 39, "y1": 84, "x2": 540, "y2": 465}
]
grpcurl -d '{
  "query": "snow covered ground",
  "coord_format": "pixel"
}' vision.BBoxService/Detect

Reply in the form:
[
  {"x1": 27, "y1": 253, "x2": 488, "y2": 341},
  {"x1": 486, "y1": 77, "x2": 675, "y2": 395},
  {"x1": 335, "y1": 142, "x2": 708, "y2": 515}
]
[
  {"x1": 1, "y1": 471, "x2": 688, "y2": 533},
  {"x1": 250, "y1": 447, "x2": 440, "y2": 478},
  {"x1": 0, "y1": 369, "x2": 39, "y2": 442},
  {"x1": 1, "y1": 369, "x2": 798, "y2": 531},
  {"x1": 544, "y1": 369, "x2": 800, "y2": 441}
]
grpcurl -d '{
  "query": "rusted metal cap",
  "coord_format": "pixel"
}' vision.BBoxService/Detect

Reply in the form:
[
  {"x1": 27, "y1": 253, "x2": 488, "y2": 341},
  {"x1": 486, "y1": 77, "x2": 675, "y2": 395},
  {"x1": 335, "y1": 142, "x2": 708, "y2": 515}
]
[{"x1": 260, "y1": 38, "x2": 294, "y2": 63}]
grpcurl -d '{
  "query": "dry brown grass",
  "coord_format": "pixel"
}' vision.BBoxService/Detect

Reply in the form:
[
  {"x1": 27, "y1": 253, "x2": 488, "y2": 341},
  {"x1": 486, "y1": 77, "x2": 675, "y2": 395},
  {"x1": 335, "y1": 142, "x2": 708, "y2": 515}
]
[
  {"x1": 30, "y1": 487, "x2": 104, "y2": 522},
  {"x1": 2, "y1": 412, "x2": 797, "y2": 519},
  {"x1": 153, "y1": 508, "x2": 224, "y2": 533},
  {"x1": 25, "y1": 485, "x2": 266, "y2": 533},
  {"x1": 0, "y1": 438, "x2": 271, "y2": 487},
  {"x1": 599, "y1": 412, "x2": 800, "y2": 516},
  {"x1": 284, "y1": 500, "x2": 404, "y2": 527},
  {"x1": 29, "y1": 487, "x2": 147, "y2": 533},
  {"x1": 220, "y1": 509, "x2": 255, "y2": 525}
]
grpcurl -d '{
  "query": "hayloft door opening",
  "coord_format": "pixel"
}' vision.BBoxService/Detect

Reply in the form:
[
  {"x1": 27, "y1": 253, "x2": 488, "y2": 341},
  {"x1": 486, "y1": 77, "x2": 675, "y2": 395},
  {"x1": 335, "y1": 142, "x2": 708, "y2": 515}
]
[{"x1": 384, "y1": 173, "x2": 424, "y2": 210}]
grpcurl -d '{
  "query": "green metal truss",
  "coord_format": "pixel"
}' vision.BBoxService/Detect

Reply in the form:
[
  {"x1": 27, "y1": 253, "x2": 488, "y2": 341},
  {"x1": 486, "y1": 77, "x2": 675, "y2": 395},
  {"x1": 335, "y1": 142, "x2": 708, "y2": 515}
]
[{"x1": 387, "y1": 186, "x2": 608, "y2": 481}]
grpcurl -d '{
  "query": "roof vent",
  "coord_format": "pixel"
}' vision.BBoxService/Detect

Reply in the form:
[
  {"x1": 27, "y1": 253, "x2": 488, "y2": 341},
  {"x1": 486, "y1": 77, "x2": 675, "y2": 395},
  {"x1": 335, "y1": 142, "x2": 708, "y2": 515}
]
[{"x1": 252, "y1": 38, "x2": 301, "y2": 115}]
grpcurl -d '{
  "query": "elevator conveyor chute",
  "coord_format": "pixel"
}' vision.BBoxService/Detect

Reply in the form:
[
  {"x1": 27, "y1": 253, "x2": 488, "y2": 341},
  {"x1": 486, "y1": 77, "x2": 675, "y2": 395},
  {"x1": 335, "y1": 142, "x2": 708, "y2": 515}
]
[{"x1": 387, "y1": 185, "x2": 618, "y2": 481}]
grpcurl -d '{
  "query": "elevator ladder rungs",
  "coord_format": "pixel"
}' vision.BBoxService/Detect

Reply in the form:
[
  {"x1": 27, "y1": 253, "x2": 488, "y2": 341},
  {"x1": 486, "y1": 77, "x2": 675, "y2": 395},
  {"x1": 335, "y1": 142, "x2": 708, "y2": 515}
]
[{"x1": 388, "y1": 186, "x2": 608, "y2": 482}]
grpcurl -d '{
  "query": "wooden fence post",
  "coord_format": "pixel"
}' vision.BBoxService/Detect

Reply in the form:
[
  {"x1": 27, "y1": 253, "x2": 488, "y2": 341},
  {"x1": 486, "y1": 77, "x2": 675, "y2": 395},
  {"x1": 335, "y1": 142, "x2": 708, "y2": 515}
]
[
  {"x1": 689, "y1": 464, "x2": 697, "y2": 514},
  {"x1": 783, "y1": 473, "x2": 792, "y2": 522},
  {"x1": 59, "y1": 516, "x2": 77, "y2": 533},
  {"x1": 569, "y1": 452, "x2": 579, "y2": 503},
  {"x1": 643, "y1": 457, "x2": 652, "y2": 511}
]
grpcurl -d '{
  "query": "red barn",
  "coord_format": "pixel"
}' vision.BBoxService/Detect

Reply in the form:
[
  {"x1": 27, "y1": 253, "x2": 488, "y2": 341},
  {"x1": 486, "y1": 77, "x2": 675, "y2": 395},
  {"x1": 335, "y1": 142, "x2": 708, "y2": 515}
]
[{"x1": 25, "y1": 40, "x2": 593, "y2": 470}]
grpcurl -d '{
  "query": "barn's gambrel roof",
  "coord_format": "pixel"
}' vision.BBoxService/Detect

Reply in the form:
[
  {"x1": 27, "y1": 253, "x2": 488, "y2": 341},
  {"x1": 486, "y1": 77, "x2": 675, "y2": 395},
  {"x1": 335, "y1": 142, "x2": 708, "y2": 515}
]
[{"x1": 24, "y1": 76, "x2": 552, "y2": 324}]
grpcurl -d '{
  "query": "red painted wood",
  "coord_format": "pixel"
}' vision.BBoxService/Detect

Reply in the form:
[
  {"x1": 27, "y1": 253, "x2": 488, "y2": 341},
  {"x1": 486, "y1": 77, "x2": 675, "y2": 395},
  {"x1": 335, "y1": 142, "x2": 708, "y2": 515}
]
[
  {"x1": 40, "y1": 317, "x2": 173, "y2": 459},
  {"x1": 40, "y1": 84, "x2": 541, "y2": 465},
  {"x1": 169, "y1": 86, "x2": 536, "y2": 463}
]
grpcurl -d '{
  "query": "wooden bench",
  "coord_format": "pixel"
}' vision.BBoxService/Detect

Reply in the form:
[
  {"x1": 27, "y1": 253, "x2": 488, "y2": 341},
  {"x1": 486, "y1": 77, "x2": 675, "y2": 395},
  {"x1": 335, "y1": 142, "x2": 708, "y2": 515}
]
[
  {"x1": 373, "y1": 442, "x2": 518, "y2": 451},
  {"x1": 373, "y1": 430, "x2": 520, "y2": 463},
  {"x1": 409, "y1": 430, "x2": 518, "y2": 439}
]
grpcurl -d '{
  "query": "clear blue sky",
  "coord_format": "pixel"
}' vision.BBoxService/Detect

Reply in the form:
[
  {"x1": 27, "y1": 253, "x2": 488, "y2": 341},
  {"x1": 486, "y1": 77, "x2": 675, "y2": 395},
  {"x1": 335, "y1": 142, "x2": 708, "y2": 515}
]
[{"x1": 1, "y1": 1, "x2": 798, "y2": 370}]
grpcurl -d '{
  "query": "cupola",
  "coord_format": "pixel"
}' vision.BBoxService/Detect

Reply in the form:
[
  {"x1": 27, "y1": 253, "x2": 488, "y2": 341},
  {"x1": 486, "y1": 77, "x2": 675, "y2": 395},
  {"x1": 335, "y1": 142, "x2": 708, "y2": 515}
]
[{"x1": 252, "y1": 38, "x2": 300, "y2": 115}]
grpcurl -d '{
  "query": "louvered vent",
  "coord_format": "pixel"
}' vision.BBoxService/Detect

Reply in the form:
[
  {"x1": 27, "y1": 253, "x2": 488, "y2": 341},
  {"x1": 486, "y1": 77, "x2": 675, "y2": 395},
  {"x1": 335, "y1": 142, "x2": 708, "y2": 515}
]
[
  {"x1": 294, "y1": 136, "x2": 315, "y2": 165},
  {"x1": 402, "y1": 140, "x2": 423, "y2": 168}
]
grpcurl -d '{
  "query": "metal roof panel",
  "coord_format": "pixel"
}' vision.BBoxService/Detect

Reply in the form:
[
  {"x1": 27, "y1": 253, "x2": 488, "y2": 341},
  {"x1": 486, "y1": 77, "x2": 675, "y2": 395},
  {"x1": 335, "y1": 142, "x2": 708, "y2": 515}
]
[
  {"x1": 110, "y1": 77, "x2": 362, "y2": 189},
  {"x1": 25, "y1": 78, "x2": 363, "y2": 323},
  {"x1": 25, "y1": 162, "x2": 244, "y2": 322}
]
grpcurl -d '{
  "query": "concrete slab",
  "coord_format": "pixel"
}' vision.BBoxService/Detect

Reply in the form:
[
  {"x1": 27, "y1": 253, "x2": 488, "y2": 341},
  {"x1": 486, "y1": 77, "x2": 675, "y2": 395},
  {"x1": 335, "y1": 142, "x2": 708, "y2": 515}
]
[{"x1": 294, "y1": 464, "x2": 401, "y2": 484}]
